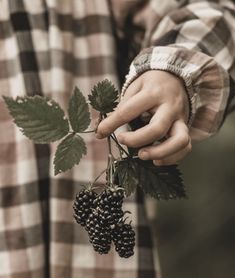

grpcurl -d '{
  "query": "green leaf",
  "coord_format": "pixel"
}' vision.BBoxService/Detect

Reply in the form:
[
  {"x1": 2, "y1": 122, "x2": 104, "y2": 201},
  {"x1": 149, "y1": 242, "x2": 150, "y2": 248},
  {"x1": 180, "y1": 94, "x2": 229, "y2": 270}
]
[
  {"x1": 3, "y1": 95, "x2": 69, "y2": 144},
  {"x1": 135, "y1": 159, "x2": 187, "y2": 200},
  {"x1": 54, "y1": 133, "x2": 86, "y2": 175},
  {"x1": 68, "y1": 87, "x2": 91, "y2": 133},
  {"x1": 115, "y1": 159, "x2": 139, "y2": 197},
  {"x1": 115, "y1": 156, "x2": 186, "y2": 200},
  {"x1": 124, "y1": 115, "x2": 186, "y2": 200},
  {"x1": 88, "y1": 79, "x2": 119, "y2": 114}
]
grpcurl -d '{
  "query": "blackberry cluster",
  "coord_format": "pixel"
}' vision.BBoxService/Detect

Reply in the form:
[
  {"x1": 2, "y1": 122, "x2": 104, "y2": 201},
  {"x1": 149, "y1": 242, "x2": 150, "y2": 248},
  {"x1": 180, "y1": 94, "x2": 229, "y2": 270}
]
[{"x1": 73, "y1": 186, "x2": 135, "y2": 258}]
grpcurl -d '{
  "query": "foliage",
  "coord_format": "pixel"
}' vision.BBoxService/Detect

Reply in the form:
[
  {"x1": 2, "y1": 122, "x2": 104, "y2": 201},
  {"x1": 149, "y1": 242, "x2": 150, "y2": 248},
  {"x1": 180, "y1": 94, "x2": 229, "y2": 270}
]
[
  {"x1": 3, "y1": 79, "x2": 186, "y2": 199},
  {"x1": 88, "y1": 79, "x2": 119, "y2": 114}
]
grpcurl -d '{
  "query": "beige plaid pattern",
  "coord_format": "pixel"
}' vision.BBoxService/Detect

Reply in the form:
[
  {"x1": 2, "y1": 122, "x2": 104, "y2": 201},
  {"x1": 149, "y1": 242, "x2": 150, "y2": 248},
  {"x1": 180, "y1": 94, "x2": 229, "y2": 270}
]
[
  {"x1": 1, "y1": 0, "x2": 235, "y2": 277},
  {"x1": 123, "y1": 0, "x2": 235, "y2": 141},
  {"x1": 0, "y1": 0, "x2": 160, "y2": 277}
]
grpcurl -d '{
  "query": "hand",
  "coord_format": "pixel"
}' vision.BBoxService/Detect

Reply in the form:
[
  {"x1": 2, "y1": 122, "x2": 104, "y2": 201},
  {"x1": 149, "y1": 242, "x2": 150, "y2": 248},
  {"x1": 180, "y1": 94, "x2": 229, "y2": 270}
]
[{"x1": 96, "y1": 70, "x2": 192, "y2": 165}]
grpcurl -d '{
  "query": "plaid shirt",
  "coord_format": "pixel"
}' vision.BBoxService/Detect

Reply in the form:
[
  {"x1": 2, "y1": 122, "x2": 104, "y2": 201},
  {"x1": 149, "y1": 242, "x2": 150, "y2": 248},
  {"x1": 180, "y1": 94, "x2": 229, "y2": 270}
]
[{"x1": 0, "y1": 0, "x2": 235, "y2": 277}]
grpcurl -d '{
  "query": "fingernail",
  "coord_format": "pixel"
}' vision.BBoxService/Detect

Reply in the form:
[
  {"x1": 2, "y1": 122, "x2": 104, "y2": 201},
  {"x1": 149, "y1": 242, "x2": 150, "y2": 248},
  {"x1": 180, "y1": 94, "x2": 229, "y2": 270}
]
[
  {"x1": 154, "y1": 160, "x2": 162, "y2": 166},
  {"x1": 139, "y1": 150, "x2": 149, "y2": 160}
]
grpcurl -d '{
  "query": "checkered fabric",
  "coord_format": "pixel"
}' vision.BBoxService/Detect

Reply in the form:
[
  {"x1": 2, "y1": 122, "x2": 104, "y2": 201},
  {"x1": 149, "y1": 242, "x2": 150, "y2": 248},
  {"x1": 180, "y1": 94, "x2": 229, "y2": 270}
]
[
  {"x1": 0, "y1": 0, "x2": 160, "y2": 277},
  {"x1": 122, "y1": 0, "x2": 235, "y2": 141},
  {"x1": 0, "y1": 0, "x2": 235, "y2": 277}
]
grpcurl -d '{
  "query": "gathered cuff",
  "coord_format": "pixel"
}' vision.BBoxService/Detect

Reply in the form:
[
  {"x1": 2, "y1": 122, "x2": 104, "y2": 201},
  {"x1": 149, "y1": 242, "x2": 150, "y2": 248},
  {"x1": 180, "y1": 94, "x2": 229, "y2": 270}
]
[{"x1": 122, "y1": 46, "x2": 230, "y2": 139}]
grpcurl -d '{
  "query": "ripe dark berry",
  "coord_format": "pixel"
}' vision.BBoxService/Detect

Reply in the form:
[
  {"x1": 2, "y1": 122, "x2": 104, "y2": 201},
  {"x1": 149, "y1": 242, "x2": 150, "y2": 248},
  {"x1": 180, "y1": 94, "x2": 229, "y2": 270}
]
[
  {"x1": 73, "y1": 185, "x2": 135, "y2": 258},
  {"x1": 86, "y1": 209, "x2": 111, "y2": 254},
  {"x1": 73, "y1": 188, "x2": 97, "y2": 226},
  {"x1": 112, "y1": 223, "x2": 135, "y2": 258}
]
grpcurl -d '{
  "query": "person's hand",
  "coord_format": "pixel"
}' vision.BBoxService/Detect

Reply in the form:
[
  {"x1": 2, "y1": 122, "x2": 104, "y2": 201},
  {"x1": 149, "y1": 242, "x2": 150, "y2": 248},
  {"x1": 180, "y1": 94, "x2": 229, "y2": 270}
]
[{"x1": 96, "y1": 70, "x2": 192, "y2": 165}]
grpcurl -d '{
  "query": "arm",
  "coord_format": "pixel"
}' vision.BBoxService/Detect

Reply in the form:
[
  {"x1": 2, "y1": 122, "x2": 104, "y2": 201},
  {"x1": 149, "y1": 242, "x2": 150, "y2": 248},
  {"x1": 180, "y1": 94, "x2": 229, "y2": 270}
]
[{"x1": 97, "y1": 0, "x2": 235, "y2": 165}]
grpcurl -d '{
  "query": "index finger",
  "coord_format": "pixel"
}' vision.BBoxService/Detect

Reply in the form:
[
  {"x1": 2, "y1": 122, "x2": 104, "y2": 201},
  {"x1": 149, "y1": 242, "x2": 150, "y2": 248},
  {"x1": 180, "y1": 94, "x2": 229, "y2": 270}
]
[{"x1": 96, "y1": 91, "x2": 154, "y2": 138}]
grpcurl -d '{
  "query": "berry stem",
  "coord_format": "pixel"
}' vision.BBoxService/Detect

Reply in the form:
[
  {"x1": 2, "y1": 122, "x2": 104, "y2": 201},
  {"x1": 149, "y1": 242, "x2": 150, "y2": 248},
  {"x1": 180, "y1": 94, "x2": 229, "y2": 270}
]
[
  {"x1": 107, "y1": 135, "x2": 112, "y2": 155},
  {"x1": 91, "y1": 168, "x2": 107, "y2": 185},
  {"x1": 107, "y1": 154, "x2": 114, "y2": 186}
]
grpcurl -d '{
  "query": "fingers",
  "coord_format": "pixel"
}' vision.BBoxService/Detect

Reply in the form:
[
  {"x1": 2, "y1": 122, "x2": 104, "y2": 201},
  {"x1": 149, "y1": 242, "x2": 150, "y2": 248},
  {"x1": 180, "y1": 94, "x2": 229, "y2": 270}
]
[
  {"x1": 96, "y1": 91, "x2": 153, "y2": 138},
  {"x1": 117, "y1": 104, "x2": 173, "y2": 147},
  {"x1": 138, "y1": 120, "x2": 191, "y2": 161},
  {"x1": 153, "y1": 143, "x2": 192, "y2": 165}
]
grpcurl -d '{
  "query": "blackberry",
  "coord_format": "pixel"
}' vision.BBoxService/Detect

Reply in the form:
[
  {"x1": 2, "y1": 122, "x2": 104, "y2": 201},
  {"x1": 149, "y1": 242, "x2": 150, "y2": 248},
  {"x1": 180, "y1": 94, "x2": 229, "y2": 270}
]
[
  {"x1": 112, "y1": 223, "x2": 135, "y2": 258},
  {"x1": 73, "y1": 188, "x2": 97, "y2": 226},
  {"x1": 95, "y1": 187, "x2": 125, "y2": 225},
  {"x1": 86, "y1": 209, "x2": 111, "y2": 254},
  {"x1": 73, "y1": 186, "x2": 135, "y2": 258}
]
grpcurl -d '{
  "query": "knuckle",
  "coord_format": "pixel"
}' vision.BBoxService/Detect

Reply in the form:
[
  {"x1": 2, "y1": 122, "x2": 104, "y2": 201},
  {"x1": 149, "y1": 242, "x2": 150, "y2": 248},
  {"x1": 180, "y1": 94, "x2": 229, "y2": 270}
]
[
  {"x1": 116, "y1": 107, "x2": 129, "y2": 123},
  {"x1": 98, "y1": 122, "x2": 111, "y2": 136},
  {"x1": 145, "y1": 87, "x2": 162, "y2": 100},
  {"x1": 187, "y1": 142, "x2": 192, "y2": 152},
  {"x1": 155, "y1": 124, "x2": 167, "y2": 139},
  {"x1": 138, "y1": 89, "x2": 151, "y2": 100},
  {"x1": 177, "y1": 133, "x2": 190, "y2": 148}
]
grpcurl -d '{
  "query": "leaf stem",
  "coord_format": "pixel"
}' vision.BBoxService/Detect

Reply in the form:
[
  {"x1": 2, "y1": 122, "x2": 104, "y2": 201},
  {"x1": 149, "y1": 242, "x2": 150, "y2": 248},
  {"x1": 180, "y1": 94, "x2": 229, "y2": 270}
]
[
  {"x1": 110, "y1": 133, "x2": 129, "y2": 157},
  {"x1": 107, "y1": 136, "x2": 115, "y2": 186}
]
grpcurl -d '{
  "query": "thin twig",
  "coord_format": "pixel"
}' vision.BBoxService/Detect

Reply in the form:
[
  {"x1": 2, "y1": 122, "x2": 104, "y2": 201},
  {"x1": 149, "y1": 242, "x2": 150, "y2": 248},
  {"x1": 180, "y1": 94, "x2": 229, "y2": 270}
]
[
  {"x1": 110, "y1": 134, "x2": 129, "y2": 157},
  {"x1": 92, "y1": 168, "x2": 107, "y2": 185}
]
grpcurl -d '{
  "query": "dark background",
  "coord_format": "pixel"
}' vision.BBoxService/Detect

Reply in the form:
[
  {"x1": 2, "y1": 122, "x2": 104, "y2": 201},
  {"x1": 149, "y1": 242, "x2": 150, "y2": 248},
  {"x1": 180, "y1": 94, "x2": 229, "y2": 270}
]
[{"x1": 156, "y1": 113, "x2": 235, "y2": 278}]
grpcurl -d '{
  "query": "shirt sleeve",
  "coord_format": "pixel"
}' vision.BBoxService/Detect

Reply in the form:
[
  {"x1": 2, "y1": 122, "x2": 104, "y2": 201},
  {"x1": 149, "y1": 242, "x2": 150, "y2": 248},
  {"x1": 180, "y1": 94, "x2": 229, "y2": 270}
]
[{"x1": 120, "y1": 0, "x2": 235, "y2": 141}]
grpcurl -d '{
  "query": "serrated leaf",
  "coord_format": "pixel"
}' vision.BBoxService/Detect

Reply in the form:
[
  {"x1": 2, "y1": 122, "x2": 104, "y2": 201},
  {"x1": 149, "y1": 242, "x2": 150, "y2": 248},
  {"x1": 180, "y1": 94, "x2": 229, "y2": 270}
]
[
  {"x1": 115, "y1": 159, "x2": 139, "y2": 197},
  {"x1": 115, "y1": 157, "x2": 186, "y2": 200},
  {"x1": 135, "y1": 159, "x2": 187, "y2": 200},
  {"x1": 3, "y1": 95, "x2": 69, "y2": 143},
  {"x1": 125, "y1": 119, "x2": 185, "y2": 200},
  {"x1": 54, "y1": 133, "x2": 86, "y2": 175},
  {"x1": 68, "y1": 87, "x2": 91, "y2": 132},
  {"x1": 136, "y1": 159, "x2": 187, "y2": 200},
  {"x1": 88, "y1": 79, "x2": 119, "y2": 114}
]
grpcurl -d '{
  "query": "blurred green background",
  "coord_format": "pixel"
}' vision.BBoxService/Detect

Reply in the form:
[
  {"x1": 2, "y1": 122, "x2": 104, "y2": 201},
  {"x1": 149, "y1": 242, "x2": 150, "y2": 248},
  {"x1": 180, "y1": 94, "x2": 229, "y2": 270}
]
[{"x1": 156, "y1": 113, "x2": 235, "y2": 278}]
